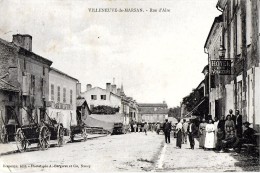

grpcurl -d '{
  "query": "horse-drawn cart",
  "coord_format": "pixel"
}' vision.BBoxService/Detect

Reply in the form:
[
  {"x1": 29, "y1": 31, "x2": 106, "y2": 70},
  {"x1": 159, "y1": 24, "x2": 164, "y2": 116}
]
[{"x1": 15, "y1": 109, "x2": 64, "y2": 152}]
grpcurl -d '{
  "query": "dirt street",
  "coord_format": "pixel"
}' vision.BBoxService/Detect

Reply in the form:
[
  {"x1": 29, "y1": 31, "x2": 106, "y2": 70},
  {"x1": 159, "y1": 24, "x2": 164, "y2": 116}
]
[{"x1": 0, "y1": 132, "x2": 259, "y2": 172}]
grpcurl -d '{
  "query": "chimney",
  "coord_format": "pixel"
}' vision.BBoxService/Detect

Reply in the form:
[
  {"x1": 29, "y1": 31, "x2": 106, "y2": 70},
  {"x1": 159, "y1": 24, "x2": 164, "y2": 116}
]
[
  {"x1": 76, "y1": 83, "x2": 81, "y2": 97},
  {"x1": 117, "y1": 88, "x2": 121, "y2": 95},
  {"x1": 86, "y1": 84, "x2": 92, "y2": 91},
  {"x1": 12, "y1": 34, "x2": 32, "y2": 51},
  {"x1": 111, "y1": 84, "x2": 117, "y2": 94},
  {"x1": 106, "y1": 83, "x2": 111, "y2": 92}
]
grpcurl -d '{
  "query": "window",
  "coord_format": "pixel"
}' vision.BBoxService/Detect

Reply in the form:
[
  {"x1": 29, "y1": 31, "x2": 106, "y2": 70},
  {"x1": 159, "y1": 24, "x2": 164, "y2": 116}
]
[
  {"x1": 91, "y1": 95, "x2": 97, "y2": 100},
  {"x1": 51, "y1": 84, "x2": 54, "y2": 101},
  {"x1": 63, "y1": 88, "x2": 66, "y2": 103},
  {"x1": 57, "y1": 86, "x2": 60, "y2": 102},
  {"x1": 24, "y1": 59, "x2": 26, "y2": 70},
  {"x1": 70, "y1": 90, "x2": 73, "y2": 104},
  {"x1": 101, "y1": 95, "x2": 106, "y2": 100},
  {"x1": 246, "y1": 0, "x2": 252, "y2": 45},
  {"x1": 43, "y1": 67, "x2": 45, "y2": 76},
  {"x1": 31, "y1": 75, "x2": 35, "y2": 95}
]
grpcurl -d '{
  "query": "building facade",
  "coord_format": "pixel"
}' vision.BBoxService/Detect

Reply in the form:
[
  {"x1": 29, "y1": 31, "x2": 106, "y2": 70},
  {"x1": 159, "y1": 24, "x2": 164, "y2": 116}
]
[
  {"x1": 46, "y1": 67, "x2": 78, "y2": 130},
  {"x1": 0, "y1": 34, "x2": 52, "y2": 126},
  {"x1": 205, "y1": 0, "x2": 260, "y2": 130},
  {"x1": 81, "y1": 82, "x2": 139, "y2": 125},
  {"x1": 138, "y1": 102, "x2": 168, "y2": 123}
]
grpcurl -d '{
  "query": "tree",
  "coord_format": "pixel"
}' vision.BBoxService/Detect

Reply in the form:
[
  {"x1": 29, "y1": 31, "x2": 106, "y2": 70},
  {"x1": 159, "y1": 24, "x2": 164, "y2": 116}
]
[
  {"x1": 168, "y1": 106, "x2": 181, "y2": 119},
  {"x1": 91, "y1": 105, "x2": 120, "y2": 114}
]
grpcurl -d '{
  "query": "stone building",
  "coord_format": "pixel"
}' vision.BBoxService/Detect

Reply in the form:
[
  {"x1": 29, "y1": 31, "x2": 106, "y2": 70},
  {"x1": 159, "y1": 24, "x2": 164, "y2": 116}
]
[
  {"x1": 0, "y1": 79, "x2": 19, "y2": 140},
  {"x1": 138, "y1": 102, "x2": 168, "y2": 123},
  {"x1": 0, "y1": 34, "x2": 52, "y2": 126},
  {"x1": 204, "y1": 0, "x2": 260, "y2": 130}
]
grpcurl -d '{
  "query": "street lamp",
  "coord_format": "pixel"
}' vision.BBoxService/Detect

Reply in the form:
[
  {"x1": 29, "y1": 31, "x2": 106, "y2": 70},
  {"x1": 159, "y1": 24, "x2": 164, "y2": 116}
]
[{"x1": 218, "y1": 45, "x2": 226, "y2": 59}]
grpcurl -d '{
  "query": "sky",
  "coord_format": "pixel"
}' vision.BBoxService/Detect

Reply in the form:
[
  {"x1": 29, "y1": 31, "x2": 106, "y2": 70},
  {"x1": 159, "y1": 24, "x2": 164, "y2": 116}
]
[{"x1": 0, "y1": 0, "x2": 221, "y2": 108}]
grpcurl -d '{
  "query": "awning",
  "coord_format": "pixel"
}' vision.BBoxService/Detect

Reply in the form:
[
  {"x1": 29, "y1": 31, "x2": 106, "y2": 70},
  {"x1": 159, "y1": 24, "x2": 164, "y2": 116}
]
[{"x1": 184, "y1": 99, "x2": 206, "y2": 117}]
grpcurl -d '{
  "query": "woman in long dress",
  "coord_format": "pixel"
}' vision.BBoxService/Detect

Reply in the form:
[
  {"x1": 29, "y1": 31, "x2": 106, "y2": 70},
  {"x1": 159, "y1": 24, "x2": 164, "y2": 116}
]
[
  {"x1": 204, "y1": 119, "x2": 215, "y2": 150},
  {"x1": 199, "y1": 119, "x2": 207, "y2": 148},
  {"x1": 176, "y1": 119, "x2": 182, "y2": 148}
]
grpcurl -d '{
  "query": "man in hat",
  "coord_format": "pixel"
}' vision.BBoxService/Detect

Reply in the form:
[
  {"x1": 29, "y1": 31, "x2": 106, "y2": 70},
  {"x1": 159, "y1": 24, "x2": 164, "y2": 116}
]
[
  {"x1": 163, "y1": 119, "x2": 171, "y2": 143},
  {"x1": 233, "y1": 121, "x2": 256, "y2": 153},
  {"x1": 188, "y1": 119, "x2": 197, "y2": 149}
]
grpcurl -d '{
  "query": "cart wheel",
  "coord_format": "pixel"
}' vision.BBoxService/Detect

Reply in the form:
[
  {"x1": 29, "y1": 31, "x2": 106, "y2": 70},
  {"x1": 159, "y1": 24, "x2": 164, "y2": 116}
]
[
  {"x1": 1, "y1": 125, "x2": 7, "y2": 143},
  {"x1": 15, "y1": 128, "x2": 27, "y2": 152},
  {"x1": 39, "y1": 126, "x2": 50, "y2": 150},
  {"x1": 57, "y1": 125, "x2": 64, "y2": 147},
  {"x1": 82, "y1": 128, "x2": 87, "y2": 142}
]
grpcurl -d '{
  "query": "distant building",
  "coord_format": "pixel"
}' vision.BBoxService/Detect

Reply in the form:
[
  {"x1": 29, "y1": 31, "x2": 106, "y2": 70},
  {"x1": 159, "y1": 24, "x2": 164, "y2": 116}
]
[
  {"x1": 0, "y1": 34, "x2": 52, "y2": 126},
  {"x1": 46, "y1": 67, "x2": 78, "y2": 130},
  {"x1": 138, "y1": 102, "x2": 168, "y2": 123},
  {"x1": 81, "y1": 83, "x2": 121, "y2": 110},
  {"x1": 80, "y1": 82, "x2": 138, "y2": 125}
]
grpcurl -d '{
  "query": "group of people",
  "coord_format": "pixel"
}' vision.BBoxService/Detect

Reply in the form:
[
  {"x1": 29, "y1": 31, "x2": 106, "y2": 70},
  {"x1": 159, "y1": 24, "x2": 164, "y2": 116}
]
[
  {"x1": 132, "y1": 122, "x2": 148, "y2": 135},
  {"x1": 162, "y1": 109, "x2": 257, "y2": 153},
  {"x1": 164, "y1": 118, "x2": 197, "y2": 149}
]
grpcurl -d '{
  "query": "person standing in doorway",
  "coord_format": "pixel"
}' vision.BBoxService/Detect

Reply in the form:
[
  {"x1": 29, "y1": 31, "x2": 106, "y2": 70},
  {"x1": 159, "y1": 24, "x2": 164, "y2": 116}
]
[
  {"x1": 163, "y1": 119, "x2": 171, "y2": 144},
  {"x1": 199, "y1": 118, "x2": 207, "y2": 149},
  {"x1": 176, "y1": 119, "x2": 182, "y2": 148},
  {"x1": 182, "y1": 119, "x2": 189, "y2": 144},
  {"x1": 235, "y1": 110, "x2": 243, "y2": 138},
  {"x1": 218, "y1": 115, "x2": 226, "y2": 139},
  {"x1": 188, "y1": 119, "x2": 197, "y2": 149}
]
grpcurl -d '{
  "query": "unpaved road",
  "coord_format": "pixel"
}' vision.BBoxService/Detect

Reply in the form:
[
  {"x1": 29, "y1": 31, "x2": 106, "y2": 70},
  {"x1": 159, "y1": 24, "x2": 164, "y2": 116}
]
[{"x1": 0, "y1": 132, "x2": 259, "y2": 172}]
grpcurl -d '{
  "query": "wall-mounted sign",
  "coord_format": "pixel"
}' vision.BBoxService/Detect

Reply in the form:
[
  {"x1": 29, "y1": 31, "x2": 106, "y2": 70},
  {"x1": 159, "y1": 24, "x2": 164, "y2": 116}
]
[{"x1": 211, "y1": 60, "x2": 231, "y2": 75}]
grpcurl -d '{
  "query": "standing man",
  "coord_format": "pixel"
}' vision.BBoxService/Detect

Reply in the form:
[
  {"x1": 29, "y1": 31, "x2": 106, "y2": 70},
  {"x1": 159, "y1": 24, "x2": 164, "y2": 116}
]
[
  {"x1": 163, "y1": 119, "x2": 171, "y2": 144},
  {"x1": 182, "y1": 119, "x2": 189, "y2": 144},
  {"x1": 227, "y1": 109, "x2": 236, "y2": 125},
  {"x1": 188, "y1": 119, "x2": 197, "y2": 149},
  {"x1": 235, "y1": 110, "x2": 243, "y2": 138}
]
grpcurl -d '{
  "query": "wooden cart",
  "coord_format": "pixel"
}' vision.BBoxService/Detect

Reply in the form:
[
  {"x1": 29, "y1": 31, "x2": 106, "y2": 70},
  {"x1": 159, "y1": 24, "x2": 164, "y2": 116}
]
[
  {"x1": 15, "y1": 109, "x2": 64, "y2": 152},
  {"x1": 70, "y1": 124, "x2": 88, "y2": 142}
]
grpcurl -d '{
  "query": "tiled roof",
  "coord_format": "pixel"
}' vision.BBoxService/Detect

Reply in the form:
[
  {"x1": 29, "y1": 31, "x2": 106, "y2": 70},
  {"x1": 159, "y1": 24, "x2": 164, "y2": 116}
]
[
  {"x1": 50, "y1": 67, "x2": 78, "y2": 82},
  {"x1": 0, "y1": 79, "x2": 19, "y2": 92},
  {"x1": 138, "y1": 103, "x2": 168, "y2": 108}
]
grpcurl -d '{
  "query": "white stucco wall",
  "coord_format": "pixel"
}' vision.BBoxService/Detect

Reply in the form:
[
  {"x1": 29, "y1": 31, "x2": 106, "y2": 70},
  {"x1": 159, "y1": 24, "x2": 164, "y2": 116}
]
[
  {"x1": 81, "y1": 87, "x2": 121, "y2": 108},
  {"x1": 47, "y1": 70, "x2": 77, "y2": 129}
]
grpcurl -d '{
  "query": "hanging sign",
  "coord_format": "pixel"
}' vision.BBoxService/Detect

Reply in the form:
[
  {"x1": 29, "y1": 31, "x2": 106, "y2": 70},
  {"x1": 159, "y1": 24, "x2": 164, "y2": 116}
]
[{"x1": 211, "y1": 60, "x2": 231, "y2": 75}]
